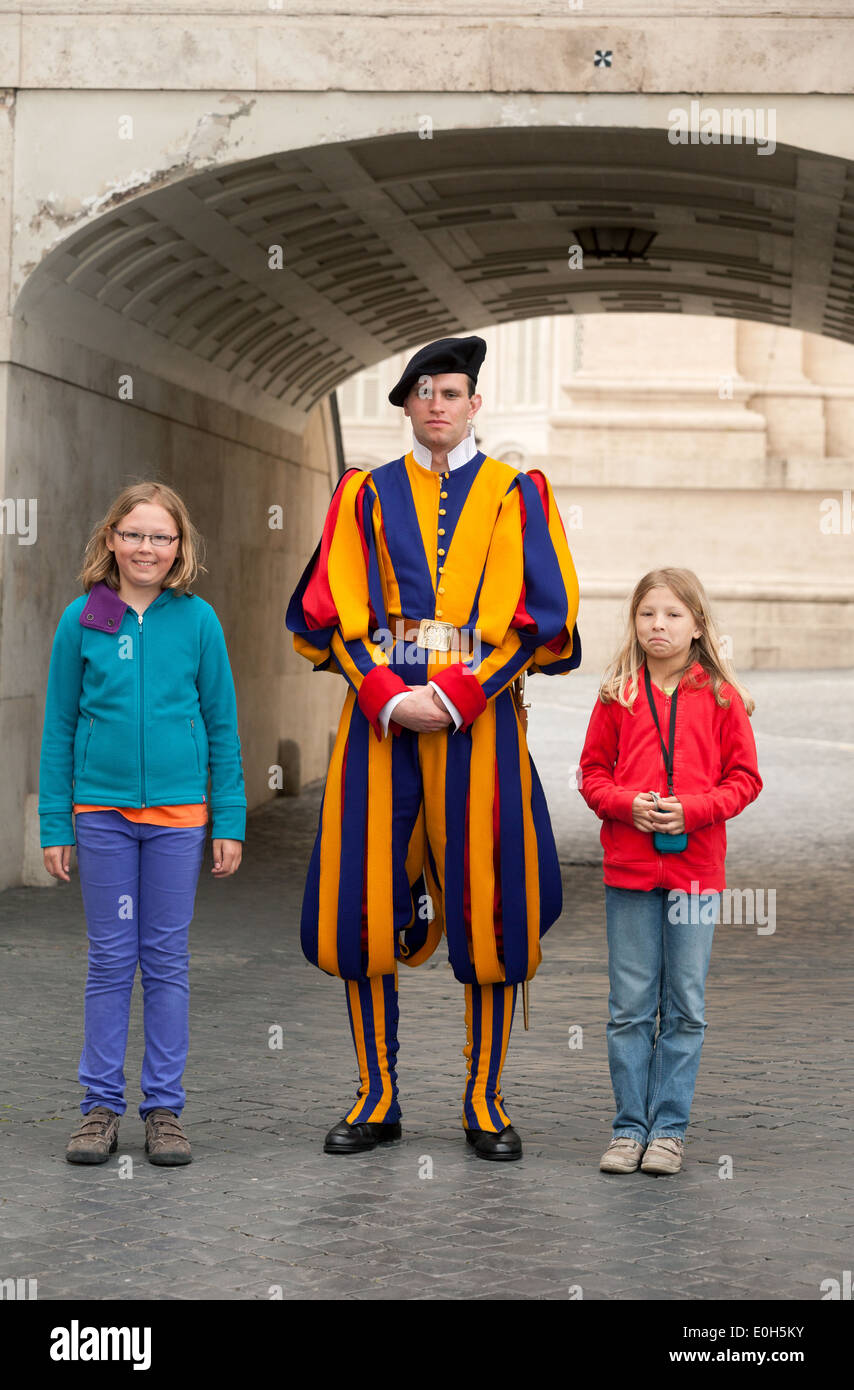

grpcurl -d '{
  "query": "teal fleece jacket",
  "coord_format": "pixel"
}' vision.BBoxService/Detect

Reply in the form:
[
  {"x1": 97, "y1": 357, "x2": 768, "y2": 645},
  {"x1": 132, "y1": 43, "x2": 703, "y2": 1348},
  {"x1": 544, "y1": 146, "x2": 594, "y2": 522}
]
[{"x1": 38, "y1": 581, "x2": 247, "y2": 848}]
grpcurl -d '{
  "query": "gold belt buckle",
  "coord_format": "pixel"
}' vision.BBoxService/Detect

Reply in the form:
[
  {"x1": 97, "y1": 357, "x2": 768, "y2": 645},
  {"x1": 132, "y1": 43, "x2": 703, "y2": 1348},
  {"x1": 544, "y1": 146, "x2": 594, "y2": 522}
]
[{"x1": 416, "y1": 618, "x2": 455, "y2": 651}]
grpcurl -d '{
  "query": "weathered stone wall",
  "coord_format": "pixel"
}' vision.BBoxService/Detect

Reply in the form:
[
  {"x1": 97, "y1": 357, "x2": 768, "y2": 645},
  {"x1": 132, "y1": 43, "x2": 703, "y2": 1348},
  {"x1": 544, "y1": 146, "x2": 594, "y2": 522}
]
[
  {"x1": 2, "y1": 3, "x2": 853, "y2": 94},
  {"x1": 4, "y1": 319, "x2": 340, "y2": 890}
]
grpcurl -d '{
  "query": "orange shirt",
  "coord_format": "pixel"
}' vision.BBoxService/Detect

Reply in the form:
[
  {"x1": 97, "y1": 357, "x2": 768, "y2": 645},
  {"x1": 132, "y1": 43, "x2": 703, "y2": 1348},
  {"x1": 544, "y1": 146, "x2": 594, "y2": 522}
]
[{"x1": 73, "y1": 804, "x2": 208, "y2": 828}]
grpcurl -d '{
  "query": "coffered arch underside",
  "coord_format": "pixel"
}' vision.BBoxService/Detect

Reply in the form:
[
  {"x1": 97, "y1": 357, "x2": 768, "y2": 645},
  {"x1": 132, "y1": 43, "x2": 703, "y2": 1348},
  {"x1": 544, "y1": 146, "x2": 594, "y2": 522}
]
[{"x1": 14, "y1": 126, "x2": 853, "y2": 420}]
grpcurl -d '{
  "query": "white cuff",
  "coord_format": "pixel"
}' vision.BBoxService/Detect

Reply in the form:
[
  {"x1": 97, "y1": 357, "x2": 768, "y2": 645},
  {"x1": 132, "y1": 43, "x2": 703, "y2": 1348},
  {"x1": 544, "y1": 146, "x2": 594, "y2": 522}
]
[
  {"x1": 378, "y1": 691, "x2": 410, "y2": 736},
  {"x1": 429, "y1": 681, "x2": 463, "y2": 731}
]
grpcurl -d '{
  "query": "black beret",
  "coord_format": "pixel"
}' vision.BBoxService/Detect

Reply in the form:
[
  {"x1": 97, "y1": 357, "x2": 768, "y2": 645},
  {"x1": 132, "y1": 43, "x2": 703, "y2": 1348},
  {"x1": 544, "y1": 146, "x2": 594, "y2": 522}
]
[{"x1": 388, "y1": 335, "x2": 487, "y2": 407}]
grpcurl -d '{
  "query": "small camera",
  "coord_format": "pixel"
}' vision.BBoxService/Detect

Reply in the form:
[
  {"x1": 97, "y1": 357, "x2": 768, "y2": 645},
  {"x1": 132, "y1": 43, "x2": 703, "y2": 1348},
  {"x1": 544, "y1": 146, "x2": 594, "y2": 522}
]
[{"x1": 648, "y1": 790, "x2": 688, "y2": 853}]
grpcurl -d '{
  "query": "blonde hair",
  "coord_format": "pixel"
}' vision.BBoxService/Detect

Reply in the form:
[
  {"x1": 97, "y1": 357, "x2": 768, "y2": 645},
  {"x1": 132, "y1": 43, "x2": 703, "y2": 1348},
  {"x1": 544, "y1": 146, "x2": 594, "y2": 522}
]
[
  {"x1": 599, "y1": 567, "x2": 755, "y2": 716},
  {"x1": 78, "y1": 481, "x2": 207, "y2": 594}
]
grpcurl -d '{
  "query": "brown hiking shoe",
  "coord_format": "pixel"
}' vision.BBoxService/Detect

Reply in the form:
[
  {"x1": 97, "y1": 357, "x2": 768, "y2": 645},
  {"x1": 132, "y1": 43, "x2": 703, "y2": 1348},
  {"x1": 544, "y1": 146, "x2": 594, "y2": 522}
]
[
  {"x1": 144, "y1": 1108, "x2": 192, "y2": 1166},
  {"x1": 599, "y1": 1136, "x2": 645, "y2": 1173},
  {"x1": 641, "y1": 1136, "x2": 684, "y2": 1174},
  {"x1": 65, "y1": 1107, "x2": 120, "y2": 1164}
]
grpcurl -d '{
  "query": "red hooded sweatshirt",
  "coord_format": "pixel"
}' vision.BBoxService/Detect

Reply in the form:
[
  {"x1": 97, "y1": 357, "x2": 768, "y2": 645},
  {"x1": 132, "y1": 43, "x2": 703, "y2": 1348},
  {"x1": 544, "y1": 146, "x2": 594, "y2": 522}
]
[{"x1": 578, "y1": 661, "x2": 762, "y2": 893}]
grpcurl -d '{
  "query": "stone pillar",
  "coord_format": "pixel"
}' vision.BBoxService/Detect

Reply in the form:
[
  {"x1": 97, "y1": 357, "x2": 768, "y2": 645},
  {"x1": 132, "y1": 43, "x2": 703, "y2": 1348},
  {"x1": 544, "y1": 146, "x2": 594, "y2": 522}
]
[
  {"x1": 535, "y1": 314, "x2": 853, "y2": 672},
  {"x1": 802, "y1": 330, "x2": 854, "y2": 458},
  {"x1": 737, "y1": 321, "x2": 826, "y2": 457},
  {"x1": 549, "y1": 313, "x2": 766, "y2": 487}
]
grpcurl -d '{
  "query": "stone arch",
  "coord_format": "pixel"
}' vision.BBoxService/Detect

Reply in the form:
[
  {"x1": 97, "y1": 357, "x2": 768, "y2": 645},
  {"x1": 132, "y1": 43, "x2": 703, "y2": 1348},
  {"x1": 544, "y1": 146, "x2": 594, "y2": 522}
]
[
  {"x1": 14, "y1": 124, "x2": 854, "y2": 397},
  {"x1": 7, "y1": 120, "x2": 854, "y2": 886}
]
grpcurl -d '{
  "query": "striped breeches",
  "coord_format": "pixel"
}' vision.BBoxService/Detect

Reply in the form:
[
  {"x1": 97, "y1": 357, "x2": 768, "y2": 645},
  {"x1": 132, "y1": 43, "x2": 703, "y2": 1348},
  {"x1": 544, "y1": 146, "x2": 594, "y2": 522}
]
[{"x1": 344, "y1": 969, "x2": 517, "y2": 1132}]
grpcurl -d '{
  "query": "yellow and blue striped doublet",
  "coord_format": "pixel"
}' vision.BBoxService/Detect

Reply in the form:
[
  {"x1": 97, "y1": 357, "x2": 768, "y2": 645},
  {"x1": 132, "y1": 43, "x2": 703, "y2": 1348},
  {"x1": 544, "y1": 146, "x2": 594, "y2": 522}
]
[
  {"x1": 343, "y1": 971, "x2": 517, "y2": 1133},
  {"x1": 286, "y1": 451, "x2": 581, "y2": 988}
]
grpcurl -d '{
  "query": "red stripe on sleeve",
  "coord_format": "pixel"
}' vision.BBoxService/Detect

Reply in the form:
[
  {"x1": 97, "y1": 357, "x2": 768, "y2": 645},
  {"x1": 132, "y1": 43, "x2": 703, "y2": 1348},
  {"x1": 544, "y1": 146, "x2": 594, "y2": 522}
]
[
  {"x1": 303, "y1": 470, "x2": 360, "y2": 630},
  {"x1": 528, "y1": 467, "x2": 569, "y2": 540},
  {"x1": 510, "y1": 486, "x2": 536, "y2": 631}
]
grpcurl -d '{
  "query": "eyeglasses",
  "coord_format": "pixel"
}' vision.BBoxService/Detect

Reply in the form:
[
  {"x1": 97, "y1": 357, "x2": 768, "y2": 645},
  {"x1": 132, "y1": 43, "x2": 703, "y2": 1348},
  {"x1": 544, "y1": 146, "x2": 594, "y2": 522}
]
[{"x1": 111, "y1": 527, "x2": 179, "y2": 548}]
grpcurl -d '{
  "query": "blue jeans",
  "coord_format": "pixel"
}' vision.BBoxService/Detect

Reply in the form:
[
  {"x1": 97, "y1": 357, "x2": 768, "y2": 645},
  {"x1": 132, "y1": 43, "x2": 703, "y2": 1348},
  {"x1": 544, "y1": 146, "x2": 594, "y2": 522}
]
[
  {"x1": 73, "y1": 810, "x2": 207, "y2": 1119},
  {"x1": 604, "y1": 885, "x2": 719, "y2": 1143}
]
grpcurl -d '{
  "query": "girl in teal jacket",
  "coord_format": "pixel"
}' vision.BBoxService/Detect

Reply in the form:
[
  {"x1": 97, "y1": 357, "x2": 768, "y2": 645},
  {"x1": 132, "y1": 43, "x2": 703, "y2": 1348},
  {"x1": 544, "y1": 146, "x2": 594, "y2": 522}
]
[{"x1": 39, "y1": 481, "x2": 246, "y2": 1166}]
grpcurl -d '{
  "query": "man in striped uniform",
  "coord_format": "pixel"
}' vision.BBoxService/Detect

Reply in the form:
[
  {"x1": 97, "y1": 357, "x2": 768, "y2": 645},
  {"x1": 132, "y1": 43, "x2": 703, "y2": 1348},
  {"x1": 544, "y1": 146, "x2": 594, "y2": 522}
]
[{"x1": 286, "y1": 335, "x2": 581, "y2": 1160}]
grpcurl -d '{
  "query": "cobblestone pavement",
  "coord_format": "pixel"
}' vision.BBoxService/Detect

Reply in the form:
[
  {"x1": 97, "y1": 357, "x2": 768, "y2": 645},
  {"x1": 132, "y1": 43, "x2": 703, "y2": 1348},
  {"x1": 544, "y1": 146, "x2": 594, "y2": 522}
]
[{"x1": 1, "y1": 671, "x2": 852, "y2": 1302}]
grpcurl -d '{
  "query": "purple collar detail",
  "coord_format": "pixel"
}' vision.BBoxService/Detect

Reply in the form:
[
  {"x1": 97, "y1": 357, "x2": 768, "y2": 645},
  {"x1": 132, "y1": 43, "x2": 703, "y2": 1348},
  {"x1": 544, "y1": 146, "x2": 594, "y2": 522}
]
[
  {"x1": 80, "y1": 581, "x2": 131, "y2": 636},
  {"x1": 80, "y1": 581, "x2": 129, "y2": 633},
  {"x1": 80, "y1": 580, "x2": 185, "y2": 632}
]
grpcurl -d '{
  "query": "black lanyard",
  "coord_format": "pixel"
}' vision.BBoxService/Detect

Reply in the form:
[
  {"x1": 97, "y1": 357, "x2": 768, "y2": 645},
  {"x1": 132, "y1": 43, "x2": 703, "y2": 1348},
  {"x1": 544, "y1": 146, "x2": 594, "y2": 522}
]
[{"x1": 644, "y1": 665, "x2": 678, "y2": 795}]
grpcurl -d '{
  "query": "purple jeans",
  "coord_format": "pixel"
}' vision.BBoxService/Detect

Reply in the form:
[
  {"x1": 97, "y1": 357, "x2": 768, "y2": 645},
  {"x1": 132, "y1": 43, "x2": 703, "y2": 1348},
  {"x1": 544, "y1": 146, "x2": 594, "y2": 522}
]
[{"x1": 73, "y1": 810, "x2": 207, "y2": 1118}]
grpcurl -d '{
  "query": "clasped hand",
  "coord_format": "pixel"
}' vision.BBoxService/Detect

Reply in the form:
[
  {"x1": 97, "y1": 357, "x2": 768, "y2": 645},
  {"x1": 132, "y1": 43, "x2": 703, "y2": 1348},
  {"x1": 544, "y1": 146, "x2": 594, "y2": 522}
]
[
  {"x1": 632, "y1": 793, "x2": 685, "y2": 835},
  {"x1": 391, "y1": 685, "x2": 453, "y2": 733}
]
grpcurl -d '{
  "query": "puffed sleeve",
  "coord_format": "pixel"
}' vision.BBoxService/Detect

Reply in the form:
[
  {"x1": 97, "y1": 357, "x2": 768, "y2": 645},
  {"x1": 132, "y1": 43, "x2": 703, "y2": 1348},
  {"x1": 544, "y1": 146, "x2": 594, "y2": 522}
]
[{"x1": 286, "y1": 468, "x2": 410, "y2": 739}]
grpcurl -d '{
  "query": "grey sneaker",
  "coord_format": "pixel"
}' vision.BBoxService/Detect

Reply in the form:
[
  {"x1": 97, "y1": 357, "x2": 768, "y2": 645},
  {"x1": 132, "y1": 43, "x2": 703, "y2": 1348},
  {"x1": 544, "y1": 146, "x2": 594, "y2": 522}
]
[
  {"x1": 65, "y1": 1107, "x2": 120, "y2": 1164},
  {"x1": 641, "y1": 1136, "x2": 684, "y2": 1174},
  {"x1": 599, "y1": 1136, "x2": 645, "y2": 1173},
  {"x1": 144, "y1": 1108, "x2": 192, "y2": 1166}
]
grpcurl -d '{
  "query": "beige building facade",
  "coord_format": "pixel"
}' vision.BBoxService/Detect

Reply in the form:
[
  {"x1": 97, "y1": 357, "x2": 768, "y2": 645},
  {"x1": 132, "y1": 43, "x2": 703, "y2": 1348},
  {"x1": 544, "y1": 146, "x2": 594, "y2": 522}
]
[{"x1": 340, "y1": 314, "x2": 854, "y2": 670}]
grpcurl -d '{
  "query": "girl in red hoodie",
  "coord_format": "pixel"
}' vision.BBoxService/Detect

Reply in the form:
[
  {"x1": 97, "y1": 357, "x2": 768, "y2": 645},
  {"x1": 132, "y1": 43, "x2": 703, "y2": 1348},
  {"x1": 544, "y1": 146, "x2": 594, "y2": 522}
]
[{"x1": 579, "y1": 568, "x2": 761, "y2": 1176}]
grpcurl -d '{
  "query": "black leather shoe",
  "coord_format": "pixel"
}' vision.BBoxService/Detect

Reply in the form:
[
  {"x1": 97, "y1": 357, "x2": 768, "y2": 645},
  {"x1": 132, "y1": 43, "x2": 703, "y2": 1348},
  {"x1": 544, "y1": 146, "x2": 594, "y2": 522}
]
[
  {"x1": 323, "y1": 1118, "x2": 402, "y2": 1155},
  {"x1": 464, "y1": 1125, "x2": 523, "y2": 1161}
]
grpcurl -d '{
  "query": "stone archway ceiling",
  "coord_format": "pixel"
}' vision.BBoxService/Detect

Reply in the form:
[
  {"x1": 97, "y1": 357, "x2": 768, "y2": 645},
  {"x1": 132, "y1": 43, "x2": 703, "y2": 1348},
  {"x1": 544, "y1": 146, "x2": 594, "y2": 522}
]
[{"x1": 39, "y1": 127, "x2": 854, "y2": 411}]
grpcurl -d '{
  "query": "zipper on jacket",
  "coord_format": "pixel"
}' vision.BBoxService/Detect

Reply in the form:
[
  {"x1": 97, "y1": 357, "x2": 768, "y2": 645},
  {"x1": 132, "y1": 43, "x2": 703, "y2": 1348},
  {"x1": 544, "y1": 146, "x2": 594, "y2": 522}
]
[
  {"x1": 190, "y1": 718, "x2": 200, "y2": 773},
  {"x1": 656, "y1": 686, "x2": 670, "y2": 888},
  {"x1": 660, "y1": 689, "x2": 671, "y2": 798},
  {"x1": 138, "y1": 612, "x2": 146, "y2": 807}
]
